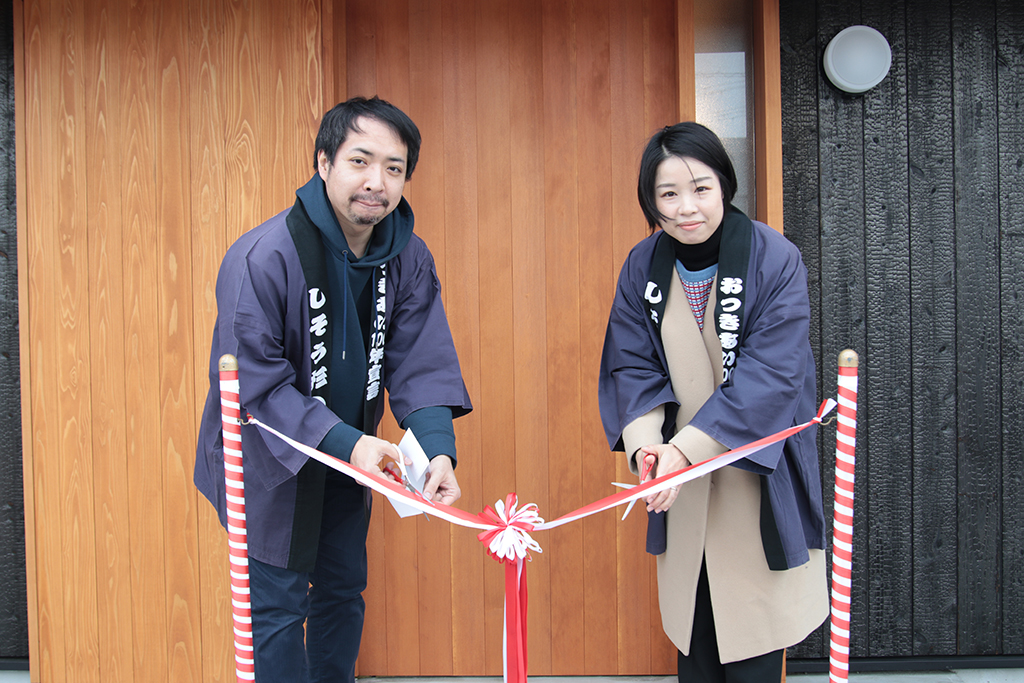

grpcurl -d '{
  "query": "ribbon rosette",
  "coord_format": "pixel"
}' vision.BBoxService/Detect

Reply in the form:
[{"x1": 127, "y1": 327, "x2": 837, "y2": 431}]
[
  {"x1": 476, "y1": 493, "x2": 542, "y2": 683},
  {"x1": 476, "y1": 493, "x2": 544, "y2": 563}
]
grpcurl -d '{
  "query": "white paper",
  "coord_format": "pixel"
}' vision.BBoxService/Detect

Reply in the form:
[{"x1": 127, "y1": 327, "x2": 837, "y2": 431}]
[{"x1": 387, "y1": 428, "x2": 431, "y2": 518}]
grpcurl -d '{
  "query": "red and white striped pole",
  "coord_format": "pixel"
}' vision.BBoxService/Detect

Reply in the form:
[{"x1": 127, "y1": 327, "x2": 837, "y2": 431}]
[
  {"x1": 220, "y1": 354, "x2": 255, "y2": 682},
  {"x1": 829, "y1": 350, "x2": 859, "y2": 683}
]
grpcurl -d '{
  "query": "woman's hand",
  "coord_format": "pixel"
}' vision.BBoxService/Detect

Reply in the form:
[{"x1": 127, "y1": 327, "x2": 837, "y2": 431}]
[{"x1": 638, "y1": 443, "x2": 689, "y2": 513}]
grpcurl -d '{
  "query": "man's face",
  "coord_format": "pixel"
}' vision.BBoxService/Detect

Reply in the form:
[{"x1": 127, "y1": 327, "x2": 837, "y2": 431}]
[{"x1": 318, "y1": 116, "x2": 408, "y2": 245}]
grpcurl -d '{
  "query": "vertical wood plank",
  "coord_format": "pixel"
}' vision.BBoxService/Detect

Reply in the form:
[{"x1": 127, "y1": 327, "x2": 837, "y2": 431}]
[
  {"x1": 224, "y1": 0, "x2": 262, "y2": 244},
  {"x1": 188, "y1": 0, "x2": 232, "y2": 679},
  {"x1": 22, "y1": 0, "x2": 68, "y2": 679},
  {"x1": 470, "y1": 0, "x2": 514, "y2": 675},
  {"x1": 373, "y1": 0, "x2": 410, "y2": 110},
  {"x1": 53, "y1": 0, "x2": 101, "y2": 677},
  {"x1": 540, "y1": 0, "x2": 578, "y2": 675},
  {"x1": 321, "y1": 0, "x2": 345, "y2": 108},
  {"x1": 155, "y1": 0, "x2": 202, "y2": 678},
  {"x1": 952, "y1": 0, "x2": 1002, "y2": 655},
  {"x1": 676, "y1": 0, "x2": 695, "y2": 120},
  {"x1": 997, "y1": 0, "x2": 1024, "y2": 655},
  {"x1": 259, "y1": 0, "x2": 322, "y2": 214},
  {"x1": 905, "y1": 0, "x2": 958, "y2": 656},
  {"x1": 440, "y1": 0, "x2": 488, "y2": 675},
  {"x1": 753, "y1": 0, "x2": 784, "y2": 229},
  {"x1": 861, "y1": 0, "x2": 914, "y2": 657},
  {"x1": 576, "y1": 1, "x2": 619, "y2": 674},
  {"x1": 507, "y1": 0, "x2": 549, "y2": 674},
  {"x1": 345, "y1": 0, "x2": 376, "y2": 97},
  {"x1": 121, "y1": 0, "x2": 167, "y2": 677},
  {"x1": 406, "y1": 3, "x2": 460, "y2": 672},
  {"x1": 609, "y1": 0, "x2": 658, "y2": 672},
  {"x1": 83, "y1": 1, "x2": 135, "y2": 680}
]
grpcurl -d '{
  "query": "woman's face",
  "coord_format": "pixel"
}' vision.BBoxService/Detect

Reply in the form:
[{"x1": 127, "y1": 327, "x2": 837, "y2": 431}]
[{"x1": 654, "y1": 155, "x2": 725, "y2": 245}]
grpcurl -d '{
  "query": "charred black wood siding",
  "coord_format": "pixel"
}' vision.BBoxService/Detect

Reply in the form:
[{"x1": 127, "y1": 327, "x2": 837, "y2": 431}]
[
  {"x1": 781, "y1": 0, "x2": 1024, "y2": 661},
  {"x1": 0, "y1": 0, "x2": 27, "y2": 662}
]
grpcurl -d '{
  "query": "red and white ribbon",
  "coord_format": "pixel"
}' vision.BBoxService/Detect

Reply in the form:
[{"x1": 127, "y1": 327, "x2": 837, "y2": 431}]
[
  {"x1": 218, "y1": 357, "x2": 255, "y2": 682},
  {"x1": 244, "y1": 398, "x2": 836, "y2": 683},
  {"x1": 829, "y1": 351, "x2": 859, "y2": 683}
]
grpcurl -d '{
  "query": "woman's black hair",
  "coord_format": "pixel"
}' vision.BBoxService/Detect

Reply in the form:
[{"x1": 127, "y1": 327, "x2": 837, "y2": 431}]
[
  {"x1": 636, "y1": 121, "x2": 737, "y2": 230},
  {"x1": 314, "y1": 96, "x2": 421, "y2": 180}
]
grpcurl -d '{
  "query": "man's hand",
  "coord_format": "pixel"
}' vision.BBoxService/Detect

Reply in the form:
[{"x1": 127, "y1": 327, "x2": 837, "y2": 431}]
[
  {"x1": 350, "y1": 434, "x2": 403, "y2": 477},
  {"x1": 423, "y1": 455, "x2": 460, "y2": 505},
  {"x1": 638, "y1": 443, "x2": 689, "y2": 513}
]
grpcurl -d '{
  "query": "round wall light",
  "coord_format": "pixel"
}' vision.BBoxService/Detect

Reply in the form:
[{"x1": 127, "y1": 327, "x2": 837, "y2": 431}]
[{"x1": 823, "y1": 25, "x2": 892, "y2": 93}]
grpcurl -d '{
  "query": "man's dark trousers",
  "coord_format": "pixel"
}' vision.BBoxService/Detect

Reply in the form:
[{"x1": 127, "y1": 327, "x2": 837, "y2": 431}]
[{"x1": 249, "y1": 466, "x2": 371, "y2": 683}]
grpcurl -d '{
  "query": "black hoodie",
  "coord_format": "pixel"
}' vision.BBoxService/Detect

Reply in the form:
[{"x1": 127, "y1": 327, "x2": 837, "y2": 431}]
[{"x1": 295, "y1": 174, "x2": 455, "y2": 463}]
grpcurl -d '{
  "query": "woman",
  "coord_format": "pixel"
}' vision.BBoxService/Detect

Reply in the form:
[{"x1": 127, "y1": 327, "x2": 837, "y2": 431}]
[{"x1": 598, "y1": 122, "x2": 828, "y2": 682}]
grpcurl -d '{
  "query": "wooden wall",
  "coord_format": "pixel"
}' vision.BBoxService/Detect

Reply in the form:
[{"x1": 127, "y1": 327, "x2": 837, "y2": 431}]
[
  {"x1": 780, "y1": 0, "x2": 1024, "y2": 662},
  {"x1": 15, "y1": 0, "x2": 691, "y2": 680}
]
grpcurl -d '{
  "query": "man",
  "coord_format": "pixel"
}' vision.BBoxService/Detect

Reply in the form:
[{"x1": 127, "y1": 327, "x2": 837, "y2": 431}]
[{"x1": 195, "y1": 96, "x2": 472, "y2": 682}]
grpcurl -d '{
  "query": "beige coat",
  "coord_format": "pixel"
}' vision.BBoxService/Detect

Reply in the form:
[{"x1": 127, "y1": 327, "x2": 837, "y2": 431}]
[{"x1": 621, "y1": 271, "x2": 827, "y2": 663}]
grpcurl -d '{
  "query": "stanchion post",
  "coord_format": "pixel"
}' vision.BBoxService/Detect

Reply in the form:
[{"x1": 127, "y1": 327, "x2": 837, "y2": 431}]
[
  {"x1": 219, "y1": 354, "x2": 255, "y2": 682},
  {"x1": 828, "y1": 350, "x2": 859, "y2": 683}
]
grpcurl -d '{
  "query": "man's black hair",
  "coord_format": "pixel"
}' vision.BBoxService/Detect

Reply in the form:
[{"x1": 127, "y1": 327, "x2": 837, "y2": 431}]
[
  {"x1": 314, "y1": 96, "x2": 421, "y2": 180},
  {"x1": 637, "y1": 121, "x2": 738, "y2": 230}
]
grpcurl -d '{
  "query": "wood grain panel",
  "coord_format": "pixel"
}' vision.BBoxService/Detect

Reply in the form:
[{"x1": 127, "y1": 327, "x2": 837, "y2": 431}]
[
  {"x1": 507, "y1": 0, "x2": 550, "y2": 674},
  {"x1": 472, "y1": 0, "x2": 513, "y2": 675},
  {"x1": 345, "y1": 0, "x2": 376, "y2": 98},
  {"x1": 753, "y1": 0, "x2": 783, "y2": 229},
  {"x1": 224, "y1": 0, "x2": 262, "y2": 242},
  {"x1": 83, "y1": 2, "x2": 135, "y2": 680},
  {"x1": 155, "y1": 0, "x2": 202, "y2": 678},
  {"x1": 188, "y1": 0, "x2": 232, "y2": 679},
  {"x1": 609, "y1": 0, "x2": 662, "y2": 672},
  {"x1": 440, "y1": 0, "x2": 489, "y2": 674},
  {"x1": 540, "y1": 0, "x2": 579, "y2": 675},
  {"x1": 51, "y1": 0, "x2": 101, "y2": 679},
  {"x1": 120, "y1": 0, "x2": 169, "y2": 678},
  {"x1": 576, "y1": 1, "x2": 619, "y2": 674},
  {"x1": 259, "y1": 0, "x2": 322, "y2": 213},
  {"x1": 22, "y1": 0, "x2": 68, "y2": 679},
  {"x1": 677, "y1": 0, "x2": 695, "y2": 120}
]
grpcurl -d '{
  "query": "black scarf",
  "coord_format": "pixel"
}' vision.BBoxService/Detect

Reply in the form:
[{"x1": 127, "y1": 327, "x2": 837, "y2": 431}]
[
  {"x1": 278, "y1": 202, "x2": 387, "y2": 571},
  {"x1": 642, "y1": 206, "x2": 753, "y2": 555}
]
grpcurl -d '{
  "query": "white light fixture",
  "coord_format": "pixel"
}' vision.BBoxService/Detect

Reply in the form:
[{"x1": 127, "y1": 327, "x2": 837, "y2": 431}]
[{"x1": 823, "y1": 25, "x2": 892, "y2": 94}]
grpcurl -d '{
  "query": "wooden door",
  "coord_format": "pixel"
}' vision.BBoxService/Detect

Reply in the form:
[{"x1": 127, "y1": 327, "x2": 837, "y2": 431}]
[{"x1": 339, "y1": 0, "x2": 681, "y2": 675}]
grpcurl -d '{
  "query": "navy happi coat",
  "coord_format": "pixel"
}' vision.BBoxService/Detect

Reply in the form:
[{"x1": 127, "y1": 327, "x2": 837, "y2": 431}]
[
  {"x1": 195, "y1": 181, "x2": 471, "y2": 570},
  {"x1": 599, "y1": 220, "x2": 826, "y2": 569}
]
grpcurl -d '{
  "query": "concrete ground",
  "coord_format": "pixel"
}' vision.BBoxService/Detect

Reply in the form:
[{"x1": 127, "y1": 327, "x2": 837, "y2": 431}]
[{"x1": 3, "y1": 673, "x2": 1024, "y2": 682}]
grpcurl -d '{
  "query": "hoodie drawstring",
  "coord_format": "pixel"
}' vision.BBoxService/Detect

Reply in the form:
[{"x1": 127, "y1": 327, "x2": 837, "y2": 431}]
[{"x1": 341, "y1": 251, "x2": 349, "y2": 361}]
